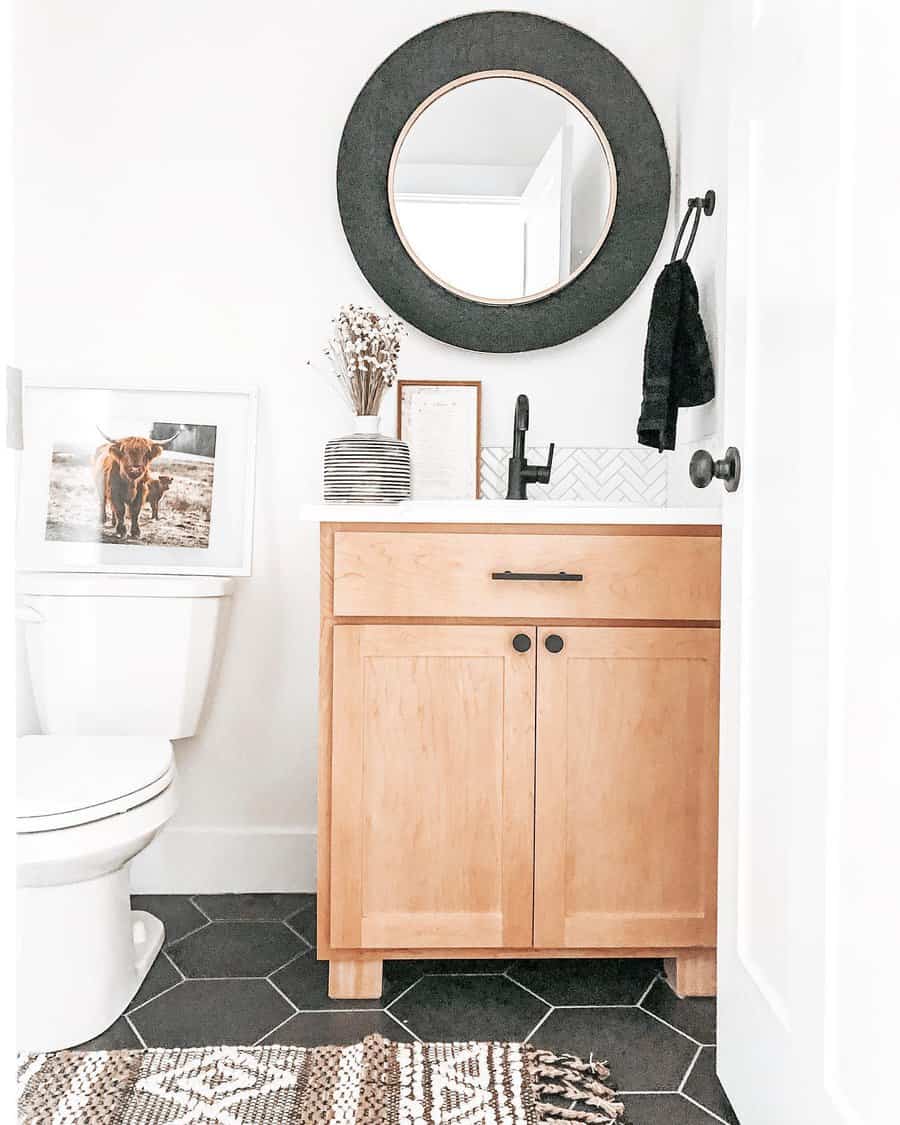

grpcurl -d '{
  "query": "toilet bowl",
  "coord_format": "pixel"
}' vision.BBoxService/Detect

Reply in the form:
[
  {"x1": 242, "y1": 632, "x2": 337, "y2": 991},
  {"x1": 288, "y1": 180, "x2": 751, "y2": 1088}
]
[
  {"x1": 17, "y1": 736, "x2": 177, "y2": 1051},
  {"x1": 16, "y1": 573, "x2": 232, "y2": 1051}
]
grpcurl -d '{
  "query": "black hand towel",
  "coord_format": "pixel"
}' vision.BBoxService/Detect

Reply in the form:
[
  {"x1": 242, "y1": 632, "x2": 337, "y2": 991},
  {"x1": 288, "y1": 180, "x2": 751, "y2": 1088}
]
[{"x1": 637, "y1": 259, "x2": 714, "y2": 452}]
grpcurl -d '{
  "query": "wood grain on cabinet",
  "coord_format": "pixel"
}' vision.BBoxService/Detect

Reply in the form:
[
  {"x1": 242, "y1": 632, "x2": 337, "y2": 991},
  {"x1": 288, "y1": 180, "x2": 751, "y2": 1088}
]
[
  {"x1": 534, "y1": 626, "x2": 720, "y2": 950},
  {"x1": 318, "y1": 523, "x2": 722, "y2": 998},
  {"x1": 332, "y1": 529, "x2": 721, "y2": 621},
  {"x1": 329, "y1": 624, "x2": 537, "y2": 950}
]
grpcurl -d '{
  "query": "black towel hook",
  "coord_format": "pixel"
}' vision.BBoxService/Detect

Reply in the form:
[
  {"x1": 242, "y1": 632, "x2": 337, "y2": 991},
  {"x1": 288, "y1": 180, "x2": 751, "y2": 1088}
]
[{"x1": 670, "y1": 189, "x2": 716, "y2": 263}]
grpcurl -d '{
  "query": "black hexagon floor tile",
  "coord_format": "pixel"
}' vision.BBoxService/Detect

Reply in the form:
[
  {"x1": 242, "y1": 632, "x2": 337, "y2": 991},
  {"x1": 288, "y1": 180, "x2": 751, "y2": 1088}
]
[
  {"x1": 286, "y1": 898, "x2": 317, "y2": 944},
  {"x1": 682, "y1": 1047, "x2": 739, "y2": 1124},
  {"x1": 270, "y1": 952, "x2": 422, "y2": 1010},
  {"x1": 131, "y1": 895, "x2": 208, "y2": 945},
  {"x1": 508, "y1": 959, "x2": 661, "y2": 1006},
  {"x1": 193, "y1": 893, "x2": 311, "y2": 922},
  {"x1": 416, "y1": 960, "x2": 511, "y2": 974},
  {"x1": 129, "y1": 979, "x2": 294, "y2": 1047},
  {"x1": 127, "y1": 951, "x2": 181, "y2": 1012},
  {"x1": 620, "y1": 1093, "x2": 731, "y2": 1124},
  {"x1": 391, "y1": 974, "x2": 548, "y2": 1043},
  {"x1": 259, "y1": 1009, "x2": 414, "y2": 1047},
  {"x1": 75, "y1": 1015, "x2": 142, "y2": 1051},
  {"x1": 530, "y1": 1008, "x2": 696, "y2": 1092},
  {"x1": 641, "y1": 978, "x2": 716, "y2": 1045},
  {"x1": 167, "y1": 921, "x2": 304, "y2": 978}
]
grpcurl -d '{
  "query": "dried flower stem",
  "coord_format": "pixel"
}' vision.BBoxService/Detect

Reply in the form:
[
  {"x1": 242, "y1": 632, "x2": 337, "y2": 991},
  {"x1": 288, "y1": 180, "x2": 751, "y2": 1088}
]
[{"x1": 315, "y1": 305, "x2": 405, "y2": 417}]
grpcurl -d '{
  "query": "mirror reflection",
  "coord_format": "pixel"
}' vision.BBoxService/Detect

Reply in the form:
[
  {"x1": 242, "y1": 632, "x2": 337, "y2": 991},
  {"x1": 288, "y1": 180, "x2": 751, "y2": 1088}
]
[{"x1": 389, "y1": 72, "x2": 616, "y2": 305}]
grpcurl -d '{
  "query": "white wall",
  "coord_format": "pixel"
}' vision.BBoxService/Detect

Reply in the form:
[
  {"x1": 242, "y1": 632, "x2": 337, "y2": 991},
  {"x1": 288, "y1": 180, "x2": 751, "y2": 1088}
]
[
  {"x1": 666, "y1": 0, "x2": 731, "y2": 505},
  {"x1": 14, "y1": 0, "x2": 720, "y2": 890}
]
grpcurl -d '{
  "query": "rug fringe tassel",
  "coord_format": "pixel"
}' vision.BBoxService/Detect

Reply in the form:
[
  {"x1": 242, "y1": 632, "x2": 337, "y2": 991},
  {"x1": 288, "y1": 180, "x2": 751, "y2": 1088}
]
[{"x1": 531, "y1": 1049, "x2": 625, "y2": 1124}]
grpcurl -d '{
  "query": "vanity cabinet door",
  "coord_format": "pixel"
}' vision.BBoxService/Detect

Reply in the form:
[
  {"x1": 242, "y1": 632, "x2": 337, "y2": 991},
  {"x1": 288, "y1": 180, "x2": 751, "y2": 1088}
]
[
  {"x1": 330, "y1": 624, "x2": 536, "y2": 950},
  {"x1": 534, "y1": 626, "x2": 719, "y2": 950}
]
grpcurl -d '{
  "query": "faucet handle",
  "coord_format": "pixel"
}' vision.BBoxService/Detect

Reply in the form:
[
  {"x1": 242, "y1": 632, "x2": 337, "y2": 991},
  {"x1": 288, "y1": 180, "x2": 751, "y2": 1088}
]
[{"x1": 535, "y1": 442, "x2": 555, "y2": 484}]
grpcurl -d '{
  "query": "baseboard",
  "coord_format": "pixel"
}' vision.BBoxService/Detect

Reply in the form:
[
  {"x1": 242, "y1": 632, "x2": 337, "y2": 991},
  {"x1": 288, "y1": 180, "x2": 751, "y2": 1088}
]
[{"x1": 129, "y1": 825, "x2": 317, "y2": 893}]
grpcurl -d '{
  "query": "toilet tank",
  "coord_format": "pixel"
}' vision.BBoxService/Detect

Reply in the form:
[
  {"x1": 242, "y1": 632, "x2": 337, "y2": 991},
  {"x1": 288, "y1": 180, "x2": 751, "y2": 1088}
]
[{"x1": 17, "y1": 574, "x2": 233, "y2": 739}]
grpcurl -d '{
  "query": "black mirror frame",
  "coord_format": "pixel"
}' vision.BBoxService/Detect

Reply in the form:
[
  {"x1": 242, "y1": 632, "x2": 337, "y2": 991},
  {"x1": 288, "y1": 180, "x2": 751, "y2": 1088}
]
[{"x1": 337, "y1": 12, "x2": 671, "y2": 354}]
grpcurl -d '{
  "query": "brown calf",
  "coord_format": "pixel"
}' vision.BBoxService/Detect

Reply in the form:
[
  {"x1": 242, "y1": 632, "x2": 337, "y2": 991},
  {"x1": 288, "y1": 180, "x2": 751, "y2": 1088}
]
[
  {"x1": 145, "y1": 474, "x2": 173, "y2": 520},
  {"x1": 92, "y1": 431, "x2": 179, "y2": 539}
]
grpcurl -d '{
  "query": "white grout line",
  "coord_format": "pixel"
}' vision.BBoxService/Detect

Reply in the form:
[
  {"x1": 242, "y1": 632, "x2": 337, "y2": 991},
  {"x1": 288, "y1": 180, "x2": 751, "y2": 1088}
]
[
  {"x1": 384, "y1": 976, "x2": 426, "y2": 1011},
  {"x1": 187, "y1": 897, "x2": 212, "y2": 922},
  {"x1": 636, "y1": 972, "x2": 661, "y2": 1007},
  {"x1": 638, "y1": 1007, "x2": 703, "y2": 1047},
  {"x1": 266, "y1": 950, "x2": 308, "y2": 978},
  {"x1": 162, "y1": 950, "x2": 185, "y2": 981},
  {"x1": 679, "y1": 1091, "x2": 732, "y2": 1124},
  {"x1": 384, "y1": 1006, "x2": 422, "y2": 1043},
  {"x1": 284, "y1": 917, "x2": 313, "y2": 942},
  {"x1": 124, "y1": 1014, "x2": 147, "y2": 1049},
  {"x1": 252, "y1": 1011, "x2": 297, "y2": 1046},
  {"x1": 502, "y1": 973, "x2": 553, "y2": 1007},
  {"x1": 678, "y1": 1044, "x2": 703, "y2": 1093},
  {"x1": 523, "y1": 1006, "x2": 555, "y2": 1043},
  {"x1": 126, "y1": 981, "x2": 183, "y2": 1016},
  {"x1": 165, "y1": 920, "x2": 211, "y2": 948},
  {"x1": 196, "y1": 917, "x2": 303, "y2": 925},
  {"x1": 265, "y1": 977, "x2": 300, "y2": 1014}
]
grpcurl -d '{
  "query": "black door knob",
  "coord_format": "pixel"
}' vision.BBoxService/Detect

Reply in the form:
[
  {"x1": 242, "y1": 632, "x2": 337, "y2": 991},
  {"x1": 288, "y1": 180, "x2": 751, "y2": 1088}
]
[
  {"x1": 689, "y1": 447, "x2": 741, "y2": 492},
  {"x1": 545, "y1": 634, "x2": 564, "y2": 653},
  {"x1": 512, "y1": 633, "x2": 532, "y2": 653}
]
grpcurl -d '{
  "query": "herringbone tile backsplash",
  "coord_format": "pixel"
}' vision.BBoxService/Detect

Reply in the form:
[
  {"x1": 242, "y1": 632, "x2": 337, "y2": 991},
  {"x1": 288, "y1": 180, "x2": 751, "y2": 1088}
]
[{"x1": 481, "y1": 447, "x2": 667, "y2": 505}]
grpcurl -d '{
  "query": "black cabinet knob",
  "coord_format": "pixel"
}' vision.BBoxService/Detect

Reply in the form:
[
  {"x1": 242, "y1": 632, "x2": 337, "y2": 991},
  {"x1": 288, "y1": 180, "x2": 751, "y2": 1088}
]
[
  {"x1": 545, "y1": 634, "x2": 564, "y2": 653},
  {"x1": 512, "y1": 633, "x2": 532, "y2": 653}
]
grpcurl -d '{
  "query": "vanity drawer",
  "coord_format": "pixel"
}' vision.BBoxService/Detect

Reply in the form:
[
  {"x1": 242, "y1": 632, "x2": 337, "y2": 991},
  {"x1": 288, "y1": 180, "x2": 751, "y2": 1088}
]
[{"x1": 331, "y1": 529, "x2": 721, "y2": 621}]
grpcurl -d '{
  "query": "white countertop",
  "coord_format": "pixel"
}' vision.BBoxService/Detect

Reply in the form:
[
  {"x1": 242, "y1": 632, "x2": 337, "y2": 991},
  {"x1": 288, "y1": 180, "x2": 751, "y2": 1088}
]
[{"x1": 299, "y1": 501, "x2": 722, "y2": 525}]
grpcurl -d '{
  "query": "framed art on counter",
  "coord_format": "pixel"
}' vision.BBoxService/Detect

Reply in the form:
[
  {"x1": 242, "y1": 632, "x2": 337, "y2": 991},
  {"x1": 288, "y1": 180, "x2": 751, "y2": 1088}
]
[
  {"x1": 397, "y1": 380, "x2": 481, "y2": 499},
  {"x1": 16, "y1": 381, "x2": 258, "y2": 575}
]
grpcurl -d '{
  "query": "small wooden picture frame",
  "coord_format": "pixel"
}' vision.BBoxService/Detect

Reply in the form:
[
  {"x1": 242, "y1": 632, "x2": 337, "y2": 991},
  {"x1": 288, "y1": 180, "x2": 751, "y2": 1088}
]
[{"x1": 397, "y1": 380, "x2": 482, "y2": 500}]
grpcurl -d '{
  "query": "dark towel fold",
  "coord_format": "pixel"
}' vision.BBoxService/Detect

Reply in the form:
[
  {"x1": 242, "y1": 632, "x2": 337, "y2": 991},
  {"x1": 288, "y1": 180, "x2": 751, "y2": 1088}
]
[{"x1": 637, "y1": 259, "x2": 714, "y2": 452}]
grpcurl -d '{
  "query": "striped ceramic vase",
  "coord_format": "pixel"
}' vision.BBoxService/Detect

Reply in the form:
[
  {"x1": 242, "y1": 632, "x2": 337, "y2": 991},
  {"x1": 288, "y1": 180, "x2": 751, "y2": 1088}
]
[{"x1": 323, "y1": 415, "x2": 411, "y2": 503}]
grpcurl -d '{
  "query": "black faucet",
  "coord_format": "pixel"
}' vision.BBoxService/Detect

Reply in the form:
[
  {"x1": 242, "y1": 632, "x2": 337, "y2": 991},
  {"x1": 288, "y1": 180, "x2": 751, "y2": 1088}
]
[{"x1": 506, "y1": 394, "x2": 554, "y2": 499}]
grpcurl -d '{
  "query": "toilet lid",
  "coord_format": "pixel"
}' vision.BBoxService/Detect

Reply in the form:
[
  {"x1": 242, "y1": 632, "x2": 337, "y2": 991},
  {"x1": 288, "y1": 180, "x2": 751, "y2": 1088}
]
[{"x1": 16, "y1": 736, "x2": 174, "y2": 822}]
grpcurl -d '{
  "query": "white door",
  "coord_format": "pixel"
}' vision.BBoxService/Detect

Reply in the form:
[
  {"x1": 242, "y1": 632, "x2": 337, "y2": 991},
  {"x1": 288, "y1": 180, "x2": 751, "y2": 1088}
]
[
  {"x1": 717, "y1": 2, "x2": 899, "y2": 1122},
  {"x1": 522, "y1": 128, "x2": 566, "y2": 294}
]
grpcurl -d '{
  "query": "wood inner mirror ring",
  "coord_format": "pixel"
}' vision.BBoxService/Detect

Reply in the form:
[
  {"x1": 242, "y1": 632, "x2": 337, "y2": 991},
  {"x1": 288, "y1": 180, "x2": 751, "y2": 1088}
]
[{"x1": 386, "y1": 70, "x2": 618, "y2": 307}]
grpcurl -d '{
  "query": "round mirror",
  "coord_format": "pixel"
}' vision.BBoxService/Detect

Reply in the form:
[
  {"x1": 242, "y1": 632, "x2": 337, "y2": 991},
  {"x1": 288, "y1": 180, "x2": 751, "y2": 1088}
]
[{"x1": 388, "y1": 71, "x2": 617, "y2": 306}]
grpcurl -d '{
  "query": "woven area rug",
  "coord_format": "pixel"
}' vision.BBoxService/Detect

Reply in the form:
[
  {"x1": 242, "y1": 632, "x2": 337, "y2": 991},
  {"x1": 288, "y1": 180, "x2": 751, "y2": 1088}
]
[{"x1": 17, "y1": 1033, "x2": 623, "y2": 1124}]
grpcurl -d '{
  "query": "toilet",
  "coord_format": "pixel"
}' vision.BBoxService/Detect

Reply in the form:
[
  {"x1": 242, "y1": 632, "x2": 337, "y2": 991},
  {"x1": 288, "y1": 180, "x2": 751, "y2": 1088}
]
[{"x1": 16, "y1": 572, "x2": 232, "y2": 1051}]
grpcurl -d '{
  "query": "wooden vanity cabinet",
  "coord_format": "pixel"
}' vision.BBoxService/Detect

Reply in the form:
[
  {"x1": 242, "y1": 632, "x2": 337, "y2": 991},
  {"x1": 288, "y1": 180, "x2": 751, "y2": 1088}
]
[{"x1": 318, "y1": 523, "x2": 721, "y2": 1001}]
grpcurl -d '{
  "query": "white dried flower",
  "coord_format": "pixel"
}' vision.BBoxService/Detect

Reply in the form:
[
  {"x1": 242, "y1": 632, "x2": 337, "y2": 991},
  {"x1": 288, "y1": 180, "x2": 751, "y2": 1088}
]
[{"x1": 314, "y1": 305, "x2": 406, "y2": 417}]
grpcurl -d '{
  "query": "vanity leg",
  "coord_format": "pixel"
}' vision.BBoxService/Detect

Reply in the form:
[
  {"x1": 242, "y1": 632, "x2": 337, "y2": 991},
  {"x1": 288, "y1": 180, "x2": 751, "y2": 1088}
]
[
  {"x1": 328, "y1": 959, "x2": 383, "y2": 1000},
  {"x1": 664, "y1": 950, "x2": 716, "y2": 997}
]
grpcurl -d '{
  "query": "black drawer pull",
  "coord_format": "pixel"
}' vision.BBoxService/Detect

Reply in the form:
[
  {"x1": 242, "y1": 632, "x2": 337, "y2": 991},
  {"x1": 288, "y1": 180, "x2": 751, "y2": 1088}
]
[{"x1": 491, "y1": 570, "x2": 584, "y2": 582}]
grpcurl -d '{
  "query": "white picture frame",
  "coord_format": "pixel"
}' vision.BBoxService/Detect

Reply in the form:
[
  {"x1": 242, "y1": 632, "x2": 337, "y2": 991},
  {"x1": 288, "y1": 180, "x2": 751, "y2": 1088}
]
[
  {"x1": 397, "y1": 380, "x2": 482, "y2": 500},
  {"x1": 16, "y1": 381, "x2": 258, "y2": 576}
]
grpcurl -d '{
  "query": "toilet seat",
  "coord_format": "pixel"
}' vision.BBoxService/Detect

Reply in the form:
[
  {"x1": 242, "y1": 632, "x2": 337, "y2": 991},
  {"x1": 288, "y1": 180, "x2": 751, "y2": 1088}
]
[{"x1": 16, "y1": 735, "x2": 175, "y2": 833}]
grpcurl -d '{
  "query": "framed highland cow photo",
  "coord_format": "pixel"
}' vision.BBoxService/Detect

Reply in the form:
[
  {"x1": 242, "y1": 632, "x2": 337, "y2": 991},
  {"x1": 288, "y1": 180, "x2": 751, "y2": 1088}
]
[{"x1": 16, "y1": 382, "x2": 258, "y2": 575}]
